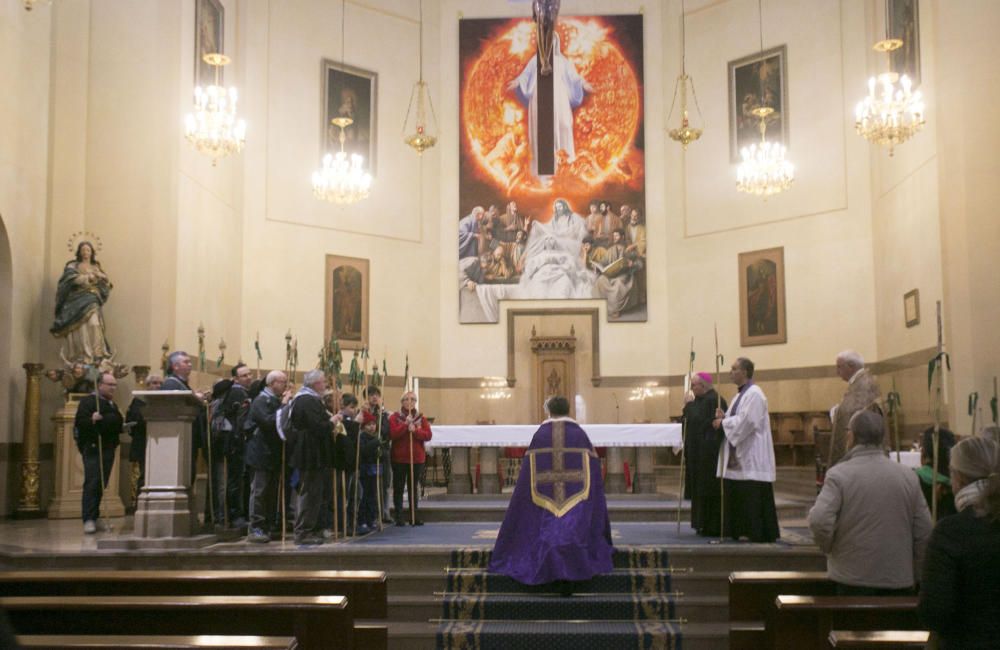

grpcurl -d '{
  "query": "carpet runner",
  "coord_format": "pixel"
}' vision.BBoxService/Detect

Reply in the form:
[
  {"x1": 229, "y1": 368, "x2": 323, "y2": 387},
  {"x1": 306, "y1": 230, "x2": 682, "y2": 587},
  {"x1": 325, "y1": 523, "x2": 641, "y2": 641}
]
[{"x1": 437, "y1": 547, "x2": 683, "y2": 649}]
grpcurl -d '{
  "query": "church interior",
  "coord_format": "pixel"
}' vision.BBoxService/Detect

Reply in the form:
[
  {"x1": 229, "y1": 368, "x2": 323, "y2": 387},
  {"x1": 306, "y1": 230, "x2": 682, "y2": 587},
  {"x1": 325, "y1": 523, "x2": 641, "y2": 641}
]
[{"x1": 0, "y1": 0, "x2": 998, "y2": 648}]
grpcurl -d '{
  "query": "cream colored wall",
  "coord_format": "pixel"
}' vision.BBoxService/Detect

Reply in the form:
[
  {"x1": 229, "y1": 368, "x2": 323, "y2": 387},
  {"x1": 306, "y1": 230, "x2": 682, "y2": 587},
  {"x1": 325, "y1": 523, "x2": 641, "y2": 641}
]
[
  {"x1": 933, "y1": 0, "x2": 1000, "y2": 436},
  {"x1": 237, "y1": 0, "x2": 442, "y2": 376}
]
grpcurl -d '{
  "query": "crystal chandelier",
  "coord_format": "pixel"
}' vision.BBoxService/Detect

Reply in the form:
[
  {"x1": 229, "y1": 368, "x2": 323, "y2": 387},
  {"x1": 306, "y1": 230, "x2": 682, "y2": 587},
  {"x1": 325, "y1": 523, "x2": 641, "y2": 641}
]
[
  {"x1": 184, "y1": 53, "x2": 247, "y2": 166},
  {"x1": 402, "y1": 0, "x2": 438, "y2": 154},
  {"x1": 736, "y1": 0, "x2": 794, "y2": 197},
  {"x1": 737, "y1": 107, "x2": 794, "y2": 197},
  {"x1": 313, "y1": 0, "x2": 372, "y2": 204},
  {"x1": 312, "y1": 118, "x2": 372, "y2": 204},
  {"x1": 854, "y1": 4, "x2": 925, "y2": 157},
  {"x1": 667, "y1": 0, "x2": 703, "y2": 149}
]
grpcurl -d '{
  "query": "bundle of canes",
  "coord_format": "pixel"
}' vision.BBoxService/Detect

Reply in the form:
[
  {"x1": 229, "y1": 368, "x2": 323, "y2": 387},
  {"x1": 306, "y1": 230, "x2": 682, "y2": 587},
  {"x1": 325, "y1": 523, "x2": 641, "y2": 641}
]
[
  {"x1": 715, "y1": 323, "x2": 725, "y2": 544},
  {"x1": 675, "y1": 337, "x2": 695, "y2": 534}
]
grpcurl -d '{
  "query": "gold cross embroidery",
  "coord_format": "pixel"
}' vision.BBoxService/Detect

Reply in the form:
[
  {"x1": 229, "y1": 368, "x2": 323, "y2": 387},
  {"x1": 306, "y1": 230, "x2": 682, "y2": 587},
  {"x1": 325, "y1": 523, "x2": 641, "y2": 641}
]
[{"x1": 528, "y1": 421, "x2": 591, "y2": 517}]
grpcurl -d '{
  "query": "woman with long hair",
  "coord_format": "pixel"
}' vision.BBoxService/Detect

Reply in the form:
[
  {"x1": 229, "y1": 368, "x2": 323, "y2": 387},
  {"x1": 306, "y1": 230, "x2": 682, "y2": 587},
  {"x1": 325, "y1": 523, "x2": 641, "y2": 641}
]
[{"x1": 919, "y1": 436, "x2": 1000, "y2": 649}]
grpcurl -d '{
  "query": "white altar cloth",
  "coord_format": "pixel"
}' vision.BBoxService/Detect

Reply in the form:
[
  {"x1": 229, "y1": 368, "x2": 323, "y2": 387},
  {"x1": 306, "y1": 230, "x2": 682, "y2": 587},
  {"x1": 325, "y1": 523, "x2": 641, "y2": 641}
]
[{"x1": 426, "y1": 423, "x2": 681, "y2": 449}]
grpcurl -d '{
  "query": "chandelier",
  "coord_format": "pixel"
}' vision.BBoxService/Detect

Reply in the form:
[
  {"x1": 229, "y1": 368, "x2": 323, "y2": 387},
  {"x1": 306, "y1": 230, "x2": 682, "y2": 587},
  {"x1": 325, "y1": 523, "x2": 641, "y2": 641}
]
[
  {"x1": 312, "y1": 118, "x2": 372, "y2": 203},
  {"x1": 184, "y1": 53, "x2": 247, "y2": 165},
  {"x1": 736, "y1": 0, "x2": 794, "y2": 197},
  {"x1": 737, "y1": 107, "x2": 794, "y2": 197},
  {"x1": 312, "y1": 0, "x2": 372, "y2": 204},
  {"x1": 854, "y1": 4, "x2": 925, "y2": 157},
  {"x1": 667, "y1": 0, "x2": 703, "y2": 149},
  {"x1": 402, "y1": 0, "x2": 438, "y2": 154}
]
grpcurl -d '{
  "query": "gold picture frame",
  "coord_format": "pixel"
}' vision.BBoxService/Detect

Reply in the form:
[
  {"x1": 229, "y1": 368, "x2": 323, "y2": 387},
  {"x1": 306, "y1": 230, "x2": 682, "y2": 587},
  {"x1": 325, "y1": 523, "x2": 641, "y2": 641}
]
[
  {"x1": 738, "y1": 247, "x2": 787, "y2": 347},
  {"x1": 904, "y1": 288, "x2": 920, "y2": 328},
  {"x1": 325, "y1": 255, "x2": 369, "y2": 351}
]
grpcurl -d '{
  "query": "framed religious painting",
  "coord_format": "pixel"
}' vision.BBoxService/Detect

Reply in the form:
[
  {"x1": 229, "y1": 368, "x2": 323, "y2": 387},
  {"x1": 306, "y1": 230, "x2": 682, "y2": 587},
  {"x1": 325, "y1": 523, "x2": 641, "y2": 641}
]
[
  {"x1": 457, "y1": 15, "x2": 647, "y2": 324},
  {"x1": 322, "y1": 60, "x2": 377, "y2": 176},
  {"x1": 325, "y1": 255, "x2": 369, "y2": 351},
  {"x1": 888, "y1": 0, "x2": 920, "y2": 87},
  {"x1": 738, "y1": 247, "x2": 787, "y2": 347},
  {"x1": 904, "y1": 288, "x2": 920, "y2": 328},
  {"x1": 194, "y1": 0, "x2": 224, "y2": 88},
  {"x1": 728, "y1": 45, "x2": 789, "y2": 163}
]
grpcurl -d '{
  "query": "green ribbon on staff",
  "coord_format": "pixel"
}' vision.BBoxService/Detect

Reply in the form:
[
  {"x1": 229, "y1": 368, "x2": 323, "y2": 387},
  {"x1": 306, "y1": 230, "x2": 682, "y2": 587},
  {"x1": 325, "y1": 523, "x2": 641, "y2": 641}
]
[{"x1": 927, "y1": 352, "x2": 951, "y2": 393}]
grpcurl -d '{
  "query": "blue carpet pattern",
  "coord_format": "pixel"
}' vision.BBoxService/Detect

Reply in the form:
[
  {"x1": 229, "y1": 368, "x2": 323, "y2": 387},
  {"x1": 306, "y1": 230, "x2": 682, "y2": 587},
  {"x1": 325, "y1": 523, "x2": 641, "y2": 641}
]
[{"x1": 436, "y1": 547, "x2": 682, "y2": 650}]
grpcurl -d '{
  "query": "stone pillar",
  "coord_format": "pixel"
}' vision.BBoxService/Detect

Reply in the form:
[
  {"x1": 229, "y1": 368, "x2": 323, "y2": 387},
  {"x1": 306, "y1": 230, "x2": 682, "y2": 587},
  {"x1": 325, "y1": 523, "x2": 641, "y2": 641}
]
[
  {"x1": 48, "y1": 394, "x2": 126, "y2": 519},
  {"x1": 447, "y1": 447, "x2": 472, "y2": 494},
  {"x1": 635, "y1": 447, "x2": 657, "y2": 494},
  {"x1": 115, "y1": 390, "x2": 215, "y2": 548},
  {"x1": 16, "y1": 363, "x2": 45, "y2": 517},
  {"x1": 478, "y1": 447, "x2": 500, "y2": 494}
]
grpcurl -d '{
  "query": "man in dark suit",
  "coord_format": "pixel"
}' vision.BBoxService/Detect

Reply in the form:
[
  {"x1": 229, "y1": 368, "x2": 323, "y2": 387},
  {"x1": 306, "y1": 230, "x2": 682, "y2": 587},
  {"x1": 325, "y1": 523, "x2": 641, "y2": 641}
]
[{"x1": 74, "y1": 372, "x2": 123, "y2": 534}]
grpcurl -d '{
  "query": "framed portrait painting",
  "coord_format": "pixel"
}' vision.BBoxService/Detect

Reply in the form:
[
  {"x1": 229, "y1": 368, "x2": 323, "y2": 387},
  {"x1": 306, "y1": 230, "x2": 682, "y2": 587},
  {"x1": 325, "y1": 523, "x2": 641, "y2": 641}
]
[
  {"x1": 889, "y1": 0, "x2": 920, "y2": 87},
  {"x1": 904, "y1": 288, "x2": 920, "y2": 328},
  {"x1": 325, "y1": 255, "x2": 369, "y2": 351},
  {"x1": 738, "y1": 247, "x2": 787, "y2": 347},
  {"x1": 194, "y1": 0, "x2": 224, "y2": 88},
  {"x1": 322, "y1": 60, "x2": 377, "y2": 176},
  {"x1": 728, "y1": 45, "x2": 788, "y2": 163}
]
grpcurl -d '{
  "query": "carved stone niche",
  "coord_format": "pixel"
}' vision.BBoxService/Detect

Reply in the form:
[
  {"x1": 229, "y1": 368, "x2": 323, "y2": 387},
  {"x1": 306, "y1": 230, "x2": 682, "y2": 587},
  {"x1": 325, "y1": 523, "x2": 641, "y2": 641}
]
[{"x1": 531, "y1": 325, "x2": 577, "y2": 422}]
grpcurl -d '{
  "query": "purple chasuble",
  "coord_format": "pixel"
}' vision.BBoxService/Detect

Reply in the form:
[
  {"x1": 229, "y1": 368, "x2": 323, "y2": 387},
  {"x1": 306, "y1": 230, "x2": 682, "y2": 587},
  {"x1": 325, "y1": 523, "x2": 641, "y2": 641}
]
[{"x1": 488, "y1": 418, "x2": 613, "y2": 584}]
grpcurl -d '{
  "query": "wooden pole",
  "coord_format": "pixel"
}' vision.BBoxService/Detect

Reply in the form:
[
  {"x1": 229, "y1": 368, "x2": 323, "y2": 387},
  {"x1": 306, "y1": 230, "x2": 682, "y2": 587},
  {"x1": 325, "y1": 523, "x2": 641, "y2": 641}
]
[
  {"x1": 352, "y1": 348, "x2": 370, "y2": 536},
  {"x1": 676, "y1": 337, "x2": 694, "y2": 534},
  {"x1": 931, "y1": 300, "x2": 946, "y2": 524},
  {"x1": 715, "y1": 323, "x2": 725, "y2": 543},
  {"x1": 204, "y1": 401, "x2": 215, "y2": 527}
]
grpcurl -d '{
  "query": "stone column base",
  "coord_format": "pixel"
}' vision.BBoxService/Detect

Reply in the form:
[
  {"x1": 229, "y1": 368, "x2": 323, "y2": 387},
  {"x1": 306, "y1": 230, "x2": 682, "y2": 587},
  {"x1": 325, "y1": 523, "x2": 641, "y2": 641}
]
[{"x1": 133, "y1": 486, "x2": 198, "y2": 538}]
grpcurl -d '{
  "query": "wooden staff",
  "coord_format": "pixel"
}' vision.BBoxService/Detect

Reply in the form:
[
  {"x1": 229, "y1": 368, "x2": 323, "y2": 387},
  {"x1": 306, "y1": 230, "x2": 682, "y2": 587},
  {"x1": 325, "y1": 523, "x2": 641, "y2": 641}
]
[
  {"x1": 887, "y1": 378, "x2": 902, "y2": 463},
  {"x1": 408, "y1": 406, "x2": 417, "y2": 526},
  {"x1": 352, "y1": 348, "x2": 370, "y2": 536},
  {"x1": 94, "y1": 382, "x2": 109, "y2": 532},
  {"x1": 715, "y1": 323, "x2": 725, "y2": 543},
  {"x1": 676, "y1": 337, "x2": 695, "y2": 534},
  {"x1": 375, "y1": 389, "x2": 384, "y2": 532},
  {"x1": 969, "y1": 392, "x2": 979, "y2": 437},
  {"x1": 280, "y1": 439, "x2": 286, "y2": 543},
  {"x1": 930, "y1": 300, "x2": 949, "y2": 524},
  {"x1": 204, "y1": 399, "x2": 215, "y2": 527}
]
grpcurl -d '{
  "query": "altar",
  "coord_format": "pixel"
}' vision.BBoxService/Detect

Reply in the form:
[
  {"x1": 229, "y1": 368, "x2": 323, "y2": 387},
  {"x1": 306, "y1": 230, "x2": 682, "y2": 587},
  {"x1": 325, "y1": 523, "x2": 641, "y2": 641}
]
[{"x1": 429, "y1": 423, "x2": 681, "y2": 495}]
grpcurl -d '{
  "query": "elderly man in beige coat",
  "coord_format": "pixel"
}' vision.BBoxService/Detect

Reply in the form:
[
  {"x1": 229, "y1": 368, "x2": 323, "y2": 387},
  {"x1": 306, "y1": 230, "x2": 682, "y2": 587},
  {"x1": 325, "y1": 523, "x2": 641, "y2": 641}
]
[
  {"x1": 809, "y1": 410, "x2": 932, "y2": 595},
  {"x1": 827, "y1": 350, "x2": 881, "y2": 468}
]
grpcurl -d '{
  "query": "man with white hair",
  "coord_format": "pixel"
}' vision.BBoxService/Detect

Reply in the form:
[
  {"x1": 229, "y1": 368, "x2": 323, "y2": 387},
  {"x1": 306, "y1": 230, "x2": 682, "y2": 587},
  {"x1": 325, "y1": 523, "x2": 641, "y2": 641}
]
[
  {"x1": 285, "y1": 369, "x2": 334, "y2": 545},
  {"x1": 683, "y1": 372, "x2": 728, "y2": 536},
  {"x1": 828, "y1": 350, "x2": 882, "y2": 469},
  {"x1": 245, "y1": 370, "x2": 291, "y2": 543}
]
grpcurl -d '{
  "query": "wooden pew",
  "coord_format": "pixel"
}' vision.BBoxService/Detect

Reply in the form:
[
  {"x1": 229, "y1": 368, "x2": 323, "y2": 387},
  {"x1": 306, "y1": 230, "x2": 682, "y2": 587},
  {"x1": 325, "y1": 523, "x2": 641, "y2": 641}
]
[
  {"x1": 729, "y1": 571, "x2": 833, "y2": 650},
  {"x1": 2, "y1": 595, "x2": 352, "y2": 650},
  {"x1": 18, "y1": 636, "x2": 295, "y2": 649},
  {"x1": 0, "y1": 569, "x2": 386, "y2": 649},
  {"x1": 828, "y1": 630, "x2": 930, "y2": 648},
  {"x1": 772, "y1": 595, "x2": 921, "y2": 649}
]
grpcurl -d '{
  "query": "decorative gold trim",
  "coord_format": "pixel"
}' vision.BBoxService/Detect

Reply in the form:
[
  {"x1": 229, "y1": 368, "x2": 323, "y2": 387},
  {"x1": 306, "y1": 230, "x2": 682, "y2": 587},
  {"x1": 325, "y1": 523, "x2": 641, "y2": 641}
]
[{"x1": 529, "y1": 451, "x2": 590, "y2": 518}]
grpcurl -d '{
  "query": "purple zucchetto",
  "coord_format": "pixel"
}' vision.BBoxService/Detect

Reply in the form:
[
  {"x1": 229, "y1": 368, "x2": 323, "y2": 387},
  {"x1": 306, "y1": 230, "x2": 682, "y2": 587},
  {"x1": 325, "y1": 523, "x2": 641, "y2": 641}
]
[{"x1": 696, "y1": 372, "x2": 714, "y2": 385}]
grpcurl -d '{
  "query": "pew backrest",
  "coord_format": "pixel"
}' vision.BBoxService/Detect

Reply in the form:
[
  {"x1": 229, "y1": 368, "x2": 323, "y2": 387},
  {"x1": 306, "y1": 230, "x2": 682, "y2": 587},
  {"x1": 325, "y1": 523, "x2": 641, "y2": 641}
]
[
  {"x1": 773, "y1": 595, "x2": 921, "y2": 650},
  {"x1": 828, "y1": 629, "x2": 930, "y2": 648}
]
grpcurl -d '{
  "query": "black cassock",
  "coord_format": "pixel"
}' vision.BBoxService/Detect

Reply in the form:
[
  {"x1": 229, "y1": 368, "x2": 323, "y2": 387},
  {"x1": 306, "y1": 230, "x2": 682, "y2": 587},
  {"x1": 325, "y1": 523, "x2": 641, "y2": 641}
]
[{"x1": 682, "y1": 389, "x2": 727, "y2": 536}]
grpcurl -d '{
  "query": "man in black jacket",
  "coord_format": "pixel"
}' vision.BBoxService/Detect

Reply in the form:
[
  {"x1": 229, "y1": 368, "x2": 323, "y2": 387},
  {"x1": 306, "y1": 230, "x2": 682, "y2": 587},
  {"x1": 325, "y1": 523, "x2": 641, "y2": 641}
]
[
  {"x1": 74, "y1": 372, "x2": 123, "y2": 534},
  {"x1": 683, "y1": 372, "x2": 728, "y2": 537},
  {"x1": 245, "y1": 370, "x2": 291, "y2": 543},
  {"x1": 287, "y1": 369, "x2": 334, "y2": 545},
  {"x1": 364, "y1": 386, "x2": 393, "y2": 523},
  {"x1": 210, "y1": 363, "x2": 253, "y2": 530}
]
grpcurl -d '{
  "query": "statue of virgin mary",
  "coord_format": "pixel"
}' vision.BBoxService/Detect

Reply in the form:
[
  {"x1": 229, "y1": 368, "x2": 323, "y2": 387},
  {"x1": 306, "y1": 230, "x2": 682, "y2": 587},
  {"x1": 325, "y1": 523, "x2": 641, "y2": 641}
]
[{"x1": 50, "y1": 240, "x2": 113, "y2": 365}]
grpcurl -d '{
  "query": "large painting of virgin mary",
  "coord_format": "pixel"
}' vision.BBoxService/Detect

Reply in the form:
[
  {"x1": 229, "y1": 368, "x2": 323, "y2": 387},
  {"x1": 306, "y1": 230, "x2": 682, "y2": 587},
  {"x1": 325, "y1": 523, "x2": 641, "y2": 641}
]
[
  {"x1": 322, "y1": 61, "x2": 377, "y2": 176},
  {"x1": 194, "y1": 0, "x2": 224, "y2": 87},
  {"x1": 728, "y1": 45, "x2": 788, "y2": 163}
]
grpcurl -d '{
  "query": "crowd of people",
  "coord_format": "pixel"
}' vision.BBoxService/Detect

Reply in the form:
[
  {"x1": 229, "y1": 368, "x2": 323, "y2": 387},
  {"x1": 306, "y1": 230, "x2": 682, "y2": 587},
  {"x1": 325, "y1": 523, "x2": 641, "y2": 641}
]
[{"x1": 76, "y1": 350, "x2": 432, "y2": 546}]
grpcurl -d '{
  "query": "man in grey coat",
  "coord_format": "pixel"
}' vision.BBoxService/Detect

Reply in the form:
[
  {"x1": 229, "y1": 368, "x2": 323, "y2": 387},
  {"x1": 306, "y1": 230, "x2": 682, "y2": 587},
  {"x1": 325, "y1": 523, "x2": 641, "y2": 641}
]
[{"x1": 808, "y1": 410, "x2": 932, "y2": 595}]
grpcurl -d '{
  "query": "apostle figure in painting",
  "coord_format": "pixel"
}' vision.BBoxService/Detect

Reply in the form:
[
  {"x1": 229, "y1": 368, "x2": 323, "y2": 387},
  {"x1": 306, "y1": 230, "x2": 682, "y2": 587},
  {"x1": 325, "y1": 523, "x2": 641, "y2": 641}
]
[
  {"x1": 51, "y1": 241, "x2": 113, "y2": 365},
  {"x1": 519, "y1": 199, "x2": 591, "y2": 299},
  {"x1": 509, "y1": 32, "x2": 593, "y2": 178},
  {"x1": 827, "y1": 350, "x2": 882, "y2": 469},
  {"x1": 458, "y1": 206, "x2": 485, "y2": 260},
  {"x1": 713, "y1": 357, "x2": 780, "y2": 542},
  {"x1": 683, "y1": 372, "x2": 728, "y2": 537},
  {"x1": 489, "y1": 395, "x2": 613, "y2": 585}
]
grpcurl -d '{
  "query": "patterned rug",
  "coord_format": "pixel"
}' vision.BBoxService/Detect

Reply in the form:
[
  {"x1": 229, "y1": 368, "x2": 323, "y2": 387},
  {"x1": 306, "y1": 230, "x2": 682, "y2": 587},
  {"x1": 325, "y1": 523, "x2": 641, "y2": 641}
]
[{"x1": 437, "y1": 547, "x2": 683, "y2": 650}]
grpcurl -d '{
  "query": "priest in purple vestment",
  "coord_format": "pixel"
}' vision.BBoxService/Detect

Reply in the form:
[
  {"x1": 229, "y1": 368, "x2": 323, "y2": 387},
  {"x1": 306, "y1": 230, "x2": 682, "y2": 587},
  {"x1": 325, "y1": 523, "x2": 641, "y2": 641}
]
[{"x1": 489, "y1": 396, "x2": 614, "y2": 585}]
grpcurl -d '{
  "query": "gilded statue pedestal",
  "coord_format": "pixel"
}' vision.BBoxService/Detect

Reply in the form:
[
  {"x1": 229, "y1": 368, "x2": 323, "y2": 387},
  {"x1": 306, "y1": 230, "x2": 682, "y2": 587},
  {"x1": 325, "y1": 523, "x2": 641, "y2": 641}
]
[
  {"x1": 47, "y1": 394, "x2": 125, "y2": 519},
  {"x1": 16, "y1": 363, "x2": 45, "y2": 518},
  {"x1": 101, "y1": 390, "x2": 215, "y2": 549}
]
